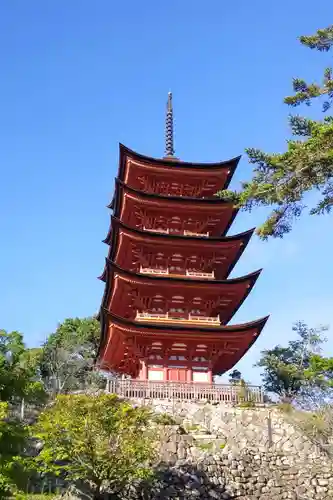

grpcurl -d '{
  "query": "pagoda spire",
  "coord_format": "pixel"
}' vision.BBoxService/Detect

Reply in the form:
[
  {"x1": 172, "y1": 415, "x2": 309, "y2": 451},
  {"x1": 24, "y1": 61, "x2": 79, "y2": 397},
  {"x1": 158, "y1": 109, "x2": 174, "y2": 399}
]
[{"x1": 165, "y1": 92, "x2": 175, "y2": 158}]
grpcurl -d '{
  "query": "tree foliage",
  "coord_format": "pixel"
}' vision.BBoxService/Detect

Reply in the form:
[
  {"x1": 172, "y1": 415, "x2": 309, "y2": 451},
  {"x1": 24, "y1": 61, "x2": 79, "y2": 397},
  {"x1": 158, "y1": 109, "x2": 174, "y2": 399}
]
[
  {"x1": 218, "y1": 25, "x2": 333, "y2": 239},
  {"x1": 228, "y1": 369, "x2": 242, "y2": 385},
  {"x1": 0, "y1": 402, "x2": 30, "y2": 497},
  {"x1": 39, "y1": 317, "x2": 105, "y2": 395},
  {"x1": 0, "y1": 330, "x2": 46, "y2": 404},
  {"x1": 33, "y1": 394, "x2": 155, "y2": 499},
  {"x1": 256, "y1": 321, "x2": 333, "y2": 403}
]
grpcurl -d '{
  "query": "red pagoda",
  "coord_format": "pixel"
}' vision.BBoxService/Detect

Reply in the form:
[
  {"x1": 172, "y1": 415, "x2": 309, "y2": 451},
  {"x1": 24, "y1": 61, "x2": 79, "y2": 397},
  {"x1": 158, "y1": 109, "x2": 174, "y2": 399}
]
[{"x1": 97, "y1": 93, "x2": 268, "y2": 384}]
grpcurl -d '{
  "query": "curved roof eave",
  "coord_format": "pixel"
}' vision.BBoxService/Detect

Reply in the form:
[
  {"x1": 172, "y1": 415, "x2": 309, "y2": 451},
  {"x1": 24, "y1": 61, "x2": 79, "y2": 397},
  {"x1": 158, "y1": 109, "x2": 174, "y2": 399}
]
[
  {"x1": 103, "y1": 216, "x2": 255, "y2": 246},
  {"x1": 103, "y1": 308, "x2": 269, "y2": 334},
  {"x1": 105, "y1": 259, "x2": 262, "y2": 287},
  {"x1": 109, "y1": 178, "x2": 236, "y2": 210},
  {"x1": 119, "y1": 142, "x2": 241, "y2": 172},
  {"x1": 95, "y1": 304, "x2": 269, "y2": 366}
]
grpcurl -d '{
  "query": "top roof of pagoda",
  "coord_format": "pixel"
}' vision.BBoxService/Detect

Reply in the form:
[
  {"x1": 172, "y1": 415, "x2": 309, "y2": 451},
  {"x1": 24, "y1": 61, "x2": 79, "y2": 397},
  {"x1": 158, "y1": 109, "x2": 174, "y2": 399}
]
[
  {"x1": 118, "y1": 143, "x2": 241, "y2": 172},
  {"x1": 115, "y1": 144, "x2": 241, "y2": 197}
]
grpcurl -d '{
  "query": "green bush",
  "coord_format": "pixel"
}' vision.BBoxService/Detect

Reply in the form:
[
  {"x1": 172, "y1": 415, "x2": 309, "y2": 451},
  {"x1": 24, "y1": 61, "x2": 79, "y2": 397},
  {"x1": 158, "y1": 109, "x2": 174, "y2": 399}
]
[
  {"x1": 237, "y1": 400, "x2": 256, "y2": 409},
  {"x1": 276, "y1": 402, "x2": 293, "y2": 414},
  {"x1": 153, "y1": 413, "x2": 177, "y2": 425}
]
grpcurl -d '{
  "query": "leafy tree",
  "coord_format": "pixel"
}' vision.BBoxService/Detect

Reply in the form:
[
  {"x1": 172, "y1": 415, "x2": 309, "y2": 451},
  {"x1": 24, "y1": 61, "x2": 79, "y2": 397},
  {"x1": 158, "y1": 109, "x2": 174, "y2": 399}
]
[
  {"x1": 228, "y1": 369, "x2": 242, "y2": 385},
  {"x1": 0, "y1": 330, "x2": 46, "y2": 404},
  {"x1": 0, "y1": 402, "x2": 30, "y2": 497},
  {"x1": 33, "y1": 394, "x2": 155, "y2": 499},
  {"x1": 0, "y1": 332, "x2": 46, "y2": 496},
  {"x1": 218, "y1": 25, "x2": 333, "y2": 239},
  {"x1": 256, "y1": 321, "x2": 333, "y2": 403},
  {"x1": 39, "y1": 317, "x2": 105, "y2": 395}
]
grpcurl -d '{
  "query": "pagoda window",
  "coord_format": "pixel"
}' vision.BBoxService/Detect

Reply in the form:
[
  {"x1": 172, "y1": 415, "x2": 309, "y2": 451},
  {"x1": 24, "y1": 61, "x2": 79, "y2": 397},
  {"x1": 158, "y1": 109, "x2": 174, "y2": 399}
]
[
  {"x1": 193, "y1": 356, "x2": 207, "y2": 362},
  {"x1": 169, "y1": 266, "x2": 184, "y2": 274},
  {"x1": 171, "y1": 253, "x2": 183, "y2": 260},
  {"x1": 169, "y1": 216, "x2": 182, "y2": 231},
  {"x1": 190, "y1": 309, "x2": 202, "y2": 315},
  {"x1": 153, "y1": 295, "x2": 164, "y2": 304},
  {"x1": 193, "y1": 366, "x2": 209, "y2": 372},
  {"x1": 172, "y1": 295, "x2": 184, "y2": 303},
  {"x1": 149, "y1": 354, "x2": 162, "y2": 360},
  {"x1": 169, "y1": 355, "x2": 186, "y2": 361}
]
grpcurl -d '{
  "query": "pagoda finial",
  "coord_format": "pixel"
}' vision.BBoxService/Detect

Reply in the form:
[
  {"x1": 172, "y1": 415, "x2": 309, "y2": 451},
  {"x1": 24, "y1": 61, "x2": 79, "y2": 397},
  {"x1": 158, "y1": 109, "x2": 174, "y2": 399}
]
[{"x1": 165, "y1": 92, "x2": 175, "y2": 157}]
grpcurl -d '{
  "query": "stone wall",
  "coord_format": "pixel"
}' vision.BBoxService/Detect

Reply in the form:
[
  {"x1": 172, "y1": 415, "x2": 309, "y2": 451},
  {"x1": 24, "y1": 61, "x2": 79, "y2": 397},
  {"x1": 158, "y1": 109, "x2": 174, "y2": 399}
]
[
  {"x1": 141, "y1": 399, "x2": 324, "y2": 455},
  {"x1": 145, "y1": 424, "x2": 333, "y2": 499}
]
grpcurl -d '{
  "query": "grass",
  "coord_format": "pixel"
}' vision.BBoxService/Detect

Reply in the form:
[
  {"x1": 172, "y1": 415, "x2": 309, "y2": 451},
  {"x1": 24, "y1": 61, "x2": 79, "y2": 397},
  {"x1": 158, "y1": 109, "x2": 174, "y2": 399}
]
[
  {"x1": 184, "y1": 423, "x2": 201, "y2": 432},
  {"x1": 276, "y1": 402, "x2": 293, "y2": 414},
  {"x1": 195, "y1": 441, "x2": 214, "y2": 451},
  {"x1": 14, "y1": 495, "x2": 57, "y2": 500},
  {"x1": 277, "y1": 403, "x2": 333, "y2": 456}
]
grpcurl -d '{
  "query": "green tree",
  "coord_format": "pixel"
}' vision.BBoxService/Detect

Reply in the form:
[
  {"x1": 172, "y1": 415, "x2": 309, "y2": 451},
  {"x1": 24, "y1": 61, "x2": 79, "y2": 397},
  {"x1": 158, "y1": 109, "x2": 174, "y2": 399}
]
[
  {"x1": 33, "y1": 394, "x2": 155, "y2": 499},
  {"x1": 256, "y1": 321, "x2": 333, "y2": 403},
  {"x1": 228, "y1": 369, "x2": 242, "y2": 385},
  {"x1": 218, "y1": 25, "x2": 333, "y2": 239},
  {"x1": 39, "y1": 317, "x2": 105, "y2": 395},
  {"x1": 0, "y1": 402, "x2": 30, "y2": 497},
  {"x1": 0, "y1": 330, "x2": 46, "y2": 404},
  {"x1": 0, "y1": 331, "x2": 46, "y2": 496}
]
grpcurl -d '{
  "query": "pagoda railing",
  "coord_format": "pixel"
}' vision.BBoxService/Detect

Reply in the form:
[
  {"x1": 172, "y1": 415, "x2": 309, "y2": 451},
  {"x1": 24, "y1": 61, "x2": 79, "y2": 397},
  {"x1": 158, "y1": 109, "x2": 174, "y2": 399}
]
[
  {"x1": 140, "y1": 266, "x2": 169, "y2": 275},
  {"x1": 139, "y1": 266, "x2": 215, "y2": 280},
  {"x1": 143, "y1": 226, "x2": 170, "y2": 234},
  {"x1": 186, "y1": 270, "x2": 215, "y2": 279},
  {"x1": 143, "y1": 227, "x2": 209, "y2": 238},
  {"x1": 106, "y1": 379, "x2": 264, "y2": 404},
  {"x1": 135, "y1": 311, "x2": 220, "y2": 325},
  {"x1": 183, "y1": 230, "x2": 209, "y2": 237}
]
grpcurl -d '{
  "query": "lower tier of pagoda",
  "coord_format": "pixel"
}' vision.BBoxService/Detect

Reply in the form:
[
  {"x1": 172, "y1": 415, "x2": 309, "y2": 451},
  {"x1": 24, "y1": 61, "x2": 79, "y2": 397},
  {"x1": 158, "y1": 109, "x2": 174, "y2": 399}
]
[{"x1": 97, "y1": 311, "x2": 268, "y2": 382}]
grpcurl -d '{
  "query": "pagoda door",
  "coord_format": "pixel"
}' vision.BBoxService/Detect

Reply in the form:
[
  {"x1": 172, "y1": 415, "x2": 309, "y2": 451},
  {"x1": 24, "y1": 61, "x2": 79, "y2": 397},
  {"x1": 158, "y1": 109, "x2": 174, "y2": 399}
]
[{"x1": 168, "y1": 368, "x2": 187, "y2": 382}]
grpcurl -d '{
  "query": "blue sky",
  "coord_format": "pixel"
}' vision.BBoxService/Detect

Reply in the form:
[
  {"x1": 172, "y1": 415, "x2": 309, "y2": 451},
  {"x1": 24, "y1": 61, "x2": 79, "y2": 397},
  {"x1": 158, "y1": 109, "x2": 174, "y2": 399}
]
[{"x1": 1, "y1": 1, "x2": 332, "y2": 384}]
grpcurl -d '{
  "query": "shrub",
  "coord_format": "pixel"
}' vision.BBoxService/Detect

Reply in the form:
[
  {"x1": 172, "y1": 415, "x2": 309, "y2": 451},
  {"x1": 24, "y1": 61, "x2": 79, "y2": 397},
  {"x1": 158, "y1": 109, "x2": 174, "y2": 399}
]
[
  {"x1": 31, "y1": 394, "x2": 156, "y2": 499},
  {"x1": 153, "y1": 413, "x2": 177, "y2": 425}
]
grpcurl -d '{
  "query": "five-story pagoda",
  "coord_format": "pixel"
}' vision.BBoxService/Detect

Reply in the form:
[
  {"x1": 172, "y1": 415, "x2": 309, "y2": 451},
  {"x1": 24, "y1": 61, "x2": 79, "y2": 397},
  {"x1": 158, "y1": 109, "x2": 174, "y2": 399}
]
[{"x1": 97, "y1": 93, "x2": 268, "y2": 384}]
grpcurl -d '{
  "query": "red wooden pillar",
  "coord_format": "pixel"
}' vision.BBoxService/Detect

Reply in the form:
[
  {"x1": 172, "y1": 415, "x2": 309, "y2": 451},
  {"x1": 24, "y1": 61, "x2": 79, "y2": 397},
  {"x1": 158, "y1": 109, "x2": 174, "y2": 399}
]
[
  {"x1": 186, "y1": 367, "x2": 192, "y2": 383},
  {"x1": 163, "y1": 366, "x2": 168, "y2": 382},
  {"x1": 139, "y1": 360, "x2": 148, "y2": 380}
]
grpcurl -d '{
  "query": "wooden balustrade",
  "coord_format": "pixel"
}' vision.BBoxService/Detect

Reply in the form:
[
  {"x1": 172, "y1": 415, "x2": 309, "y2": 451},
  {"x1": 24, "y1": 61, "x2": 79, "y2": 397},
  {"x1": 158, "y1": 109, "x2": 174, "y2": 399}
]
[
  {"x1": 140, "y1": 266, "x2": 169, "y2": 275},
  {"x1": 139, "y1": 267, "x2": 215, "y2": 279},
  {"x1": 143, "y1": 226, "x2": 170, "y2": 234},
  {"x1": 184, "y1": 230, "x2": 209, "y2": 237},
  {"x1": 186, "y1": 270, "x2": 215, "y2": 278},
  {"x1": 106, "y1": 379, "x2": 264, "y2": 404},
  {"x1": 135, "y1": 311, "x2": 220, "y2": 325},
  {"x1": 142, "y1": 227, "x2": 209, "y2": 238}
]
